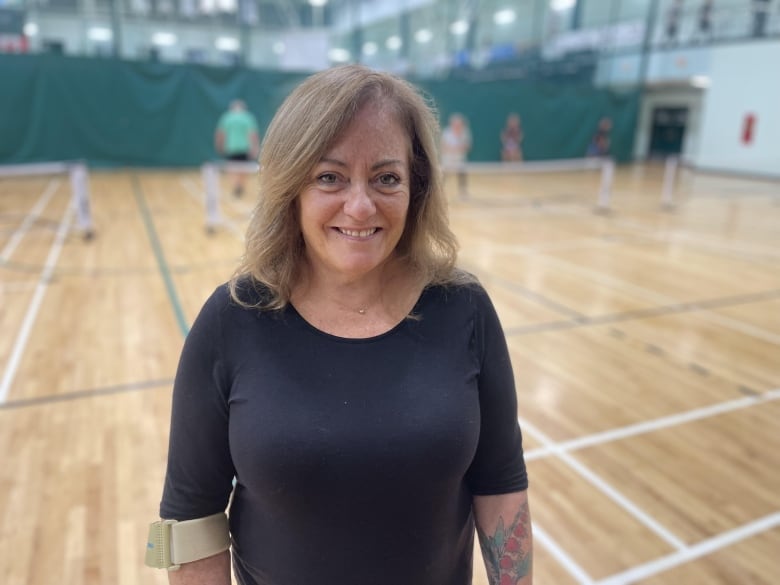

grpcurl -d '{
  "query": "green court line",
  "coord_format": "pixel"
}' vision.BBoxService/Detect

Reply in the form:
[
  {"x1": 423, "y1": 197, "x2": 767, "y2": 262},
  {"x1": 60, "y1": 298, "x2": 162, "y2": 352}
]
[
  {"x1": 0, "y1": 378, "x2": 175, "y2": 410},
  {"x1": 132, "y1": 174, "x2": 190, "y2": 337}
]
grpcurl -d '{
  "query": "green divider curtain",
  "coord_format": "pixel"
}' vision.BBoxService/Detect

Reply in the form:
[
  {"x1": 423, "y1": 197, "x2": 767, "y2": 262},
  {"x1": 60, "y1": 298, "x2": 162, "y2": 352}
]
[
  {"x1": 418, "y1": 77, "x2": 640, "y2": 163},
  {"x1": 0, "y1": 54, "x2": 639, "y2": 166},
  {"x1": 0, "y1": 54, "x2": 308, "y2": 167}
]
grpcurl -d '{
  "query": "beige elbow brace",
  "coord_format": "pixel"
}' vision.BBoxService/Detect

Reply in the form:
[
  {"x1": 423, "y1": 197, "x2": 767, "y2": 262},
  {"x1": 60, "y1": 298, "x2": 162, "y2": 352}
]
[{"x1": 145, "y1": 512, "x2": 230, "y2": 570}]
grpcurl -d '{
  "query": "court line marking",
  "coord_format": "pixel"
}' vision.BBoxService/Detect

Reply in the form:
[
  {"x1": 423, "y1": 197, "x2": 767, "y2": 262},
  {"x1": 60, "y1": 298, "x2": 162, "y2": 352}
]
[
  {"x1": 0, "y1": 205, "x2": 73, "y2": 403},
  {"x1": 450, "y1": 201, "x2": 589, "y2": 216},
  {"x1": 613, "y1": 217, "x2": 780, "y2": 261},
  {"x1": 0, "y1": 179, "x2": 60, "y2": 263},
  {"x1": 532, "y1": 523, "x2": 595, "y2": 585},
  {"x1": 595, "y1": 512, "x2": 780, "y2": 585},
  {"x1": 456, "y1": 196, "x2": 779, "y2": 263},
  {"x1": 524, "y1": 237, "x2": 625, "y2": 253},
  {"x1": 518, "y1": 415, "x2": 688, "y2": 552},
  {"x1": 1, "y1": 257, "x2": 236, "y2": 277},
  {"x1": 485, "y1": 272, "x2": 586, "y2": 320},
  {"x1": 504, "y1": 288, "x2": 780, "y2": 337},
  {"x1": 503, "y1": 244, "x2": 780, "y2": 346},
  {"x1": 524, "y1": 388, "x2": 780, "y2": 461},
  {"x1": 0, "y1": 378, "x2": 175, "y2": 410},
  {"x1": 459, "y1": 260, "x2": 585, "y2": 321},
  {"x1": 132, "y1": 174, "x2": 189, "y2": 337},
  {"x1": 494, "y1": 230, "x2": 780, "y2": 266}
]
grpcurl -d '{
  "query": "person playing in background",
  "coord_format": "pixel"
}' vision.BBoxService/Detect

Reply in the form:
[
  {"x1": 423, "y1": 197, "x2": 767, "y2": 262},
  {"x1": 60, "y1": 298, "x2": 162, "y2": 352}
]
[
  {"x1": 664, "y1": 0, "x2": 684, "y2": 45},
  {"x1": 501, "y1": 112, "x2": 524, "y2": 162},
  {"x1": 441, "y1": 112, "x2": 472, "y2": 198},
  {"x1": 214, "y1": 99, "x2": 260, "y2": 197},
  {"x1": 696, "y1": 0, "x2": 714, "y2": 41},
  {"x1": 152, "y1": 65, "x2": 532, "y2": 585},
  {"x1": 751, "y1": 0, "x2": 771, "y2": 36},
  {"x1": 586, "y1": 116, "x2": 613, "y2": 158}
]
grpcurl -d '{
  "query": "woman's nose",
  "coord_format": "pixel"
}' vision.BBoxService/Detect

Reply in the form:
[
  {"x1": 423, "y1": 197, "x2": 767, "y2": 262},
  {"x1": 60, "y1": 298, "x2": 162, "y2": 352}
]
[{"x1": 343, "y1": 182, "x2": 376, "y2": 220}]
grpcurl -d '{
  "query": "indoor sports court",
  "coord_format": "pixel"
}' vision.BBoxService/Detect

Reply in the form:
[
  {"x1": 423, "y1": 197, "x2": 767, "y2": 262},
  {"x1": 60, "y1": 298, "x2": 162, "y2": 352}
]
[{"x1": 1, "y1": 1, "x2": 779, "y2": 584}]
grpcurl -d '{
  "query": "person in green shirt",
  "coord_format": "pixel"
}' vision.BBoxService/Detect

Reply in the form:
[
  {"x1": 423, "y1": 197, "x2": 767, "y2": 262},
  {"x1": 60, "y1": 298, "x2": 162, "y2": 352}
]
[{"x1": 214, "y1": 99, "x2": 260, "y2": 197}]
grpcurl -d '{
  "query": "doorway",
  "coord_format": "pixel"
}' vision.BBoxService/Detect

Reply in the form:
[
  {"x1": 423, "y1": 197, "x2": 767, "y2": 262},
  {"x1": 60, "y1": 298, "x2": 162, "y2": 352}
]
[{"x1": 648, "y1": 107, "x2": 688, "y2": 158}]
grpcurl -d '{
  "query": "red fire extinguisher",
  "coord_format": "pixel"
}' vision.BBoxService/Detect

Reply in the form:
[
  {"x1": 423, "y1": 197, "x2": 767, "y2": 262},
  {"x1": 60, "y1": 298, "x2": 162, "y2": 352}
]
[{"x1": 742, "y1": 113, "x2": 756, "y2": 145}]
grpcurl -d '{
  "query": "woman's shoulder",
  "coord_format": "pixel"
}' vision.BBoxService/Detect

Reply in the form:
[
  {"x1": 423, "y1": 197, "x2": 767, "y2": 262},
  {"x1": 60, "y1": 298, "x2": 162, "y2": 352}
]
[
  {"x1": 201, "y1": 277, "x2": 275, "y2": 317},
  {"x1": 423, "y1": 271, "x2": 490, "y2": 308},
  {"x1": 228, "y1": 275, "x2": 275, "y2": 305}
]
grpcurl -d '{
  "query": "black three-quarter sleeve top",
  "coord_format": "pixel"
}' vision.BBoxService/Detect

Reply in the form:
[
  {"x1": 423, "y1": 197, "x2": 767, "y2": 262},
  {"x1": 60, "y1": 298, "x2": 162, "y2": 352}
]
[{"x1": 160, "y1": 281, "x2": 528, "y2": 585}]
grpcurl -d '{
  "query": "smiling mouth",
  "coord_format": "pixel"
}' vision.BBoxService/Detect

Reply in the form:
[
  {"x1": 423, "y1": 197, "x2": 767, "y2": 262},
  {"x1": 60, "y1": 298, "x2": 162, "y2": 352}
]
[{"x1": 337, "y1": 228, "x2": 378, "y2": 237}]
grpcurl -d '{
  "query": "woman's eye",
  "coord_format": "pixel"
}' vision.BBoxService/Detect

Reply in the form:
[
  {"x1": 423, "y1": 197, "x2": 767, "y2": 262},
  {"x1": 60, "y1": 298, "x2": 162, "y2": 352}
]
[
  {"x1": 377, "y1": 173, "x2": 400, "y2": 186},
  {"x1": 317, "y1": 172, "x2": 339, "y2": 184}
]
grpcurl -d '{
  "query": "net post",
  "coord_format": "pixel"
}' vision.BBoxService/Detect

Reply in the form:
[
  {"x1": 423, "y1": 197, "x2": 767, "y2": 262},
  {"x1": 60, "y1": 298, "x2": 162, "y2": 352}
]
[
  {"x1": 595, "y1": 158, "x2": 614, "y2": 213},
  {"x1": 202, "y1": 163, "x2": 221, "y2": 233},
  {"x1": 69, "y1": 162, "x2": 95, "y2": 240},
  {"x1": 661, "y1": 156, "x2": 679, "y2": 210}
]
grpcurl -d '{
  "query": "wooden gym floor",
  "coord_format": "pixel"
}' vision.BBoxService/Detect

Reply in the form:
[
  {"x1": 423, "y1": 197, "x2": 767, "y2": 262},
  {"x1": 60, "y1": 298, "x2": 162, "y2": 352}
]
[{"x1": 0, "y1": 163, "x2": 778, "y2": 585}]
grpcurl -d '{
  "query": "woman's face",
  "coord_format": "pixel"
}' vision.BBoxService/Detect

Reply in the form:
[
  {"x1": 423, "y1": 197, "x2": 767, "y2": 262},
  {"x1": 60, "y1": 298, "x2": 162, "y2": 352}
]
[{"x1": 298, "y1": 103, "x2": 411, "y2": 283}]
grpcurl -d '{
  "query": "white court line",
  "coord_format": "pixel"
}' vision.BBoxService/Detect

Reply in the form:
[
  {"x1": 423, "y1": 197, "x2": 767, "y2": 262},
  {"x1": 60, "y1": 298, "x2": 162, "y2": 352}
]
[
  {"x1": 449, "y1": 204, "x2": 586, "y2": 218},
  {"x1": 505, "y1": 243, "x2": 780, "y2": 346},
  {"x1": 532, "y1": 523, "x2": 595, "y2": 585},
  {"x1": 1, "y1": 179, "x2": 60, "y2": 263},
  {"x1": 526, "y1": 238, "x2": 619, "y2": 253},
  {"x1": 0, "y1": 205, "x2": 74, "y2": 403},
  {"x1": 524, "y1": 388, "x2": 780, "y2": 461},
  {"x1": 519, "y1": 416, "x2": 688, "y2": 551},
  {"x1": 470, "y1": 238, "x2": 618, "y2": 255},
  {"x1": 0, "y1": 281, "x2": 38, "y2": 294},
  {"x1": 179, "y1": 176, "x2": 245, "y2": 239},
  {"x1": 614, "y1": 217, "x2": 780, "y2": 261},
  {"x1": 596, "y1": 512, "x2": 780, "y2": 585}
]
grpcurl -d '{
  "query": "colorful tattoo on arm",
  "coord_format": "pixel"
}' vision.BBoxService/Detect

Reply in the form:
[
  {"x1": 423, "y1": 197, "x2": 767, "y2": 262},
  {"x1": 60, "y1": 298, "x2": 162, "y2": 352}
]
[{"x1": 477, "y1": 501, "x2": 532, "y2": 585}]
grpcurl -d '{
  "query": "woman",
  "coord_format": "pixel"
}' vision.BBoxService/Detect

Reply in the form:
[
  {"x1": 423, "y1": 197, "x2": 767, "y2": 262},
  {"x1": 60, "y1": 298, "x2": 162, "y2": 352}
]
[
  {"x1": 586, "y1": 117, "x2": 612, "y2": 158},
  {"x1": 155, "y1": 65, "x2": 532, "y2": 585},
  {"x1": 440, "y1": 113, "x2": 472, "y2": 198},
  {"x1": 501, "y1": 113, "x2": 524, "y2": 162}
]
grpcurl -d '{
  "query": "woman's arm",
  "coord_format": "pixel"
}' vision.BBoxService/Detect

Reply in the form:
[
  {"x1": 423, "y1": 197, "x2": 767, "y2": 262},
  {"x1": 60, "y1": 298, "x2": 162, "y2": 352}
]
[
  {"x1": 474, "y1": 490, "x2": 533, "y2": 585},
  {"x1": 168, "y1": 550, "x2": 231, "y2": 585}
]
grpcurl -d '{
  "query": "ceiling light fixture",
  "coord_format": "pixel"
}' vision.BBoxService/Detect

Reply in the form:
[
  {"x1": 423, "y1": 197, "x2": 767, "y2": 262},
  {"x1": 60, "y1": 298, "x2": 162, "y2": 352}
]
[
  {"x1": 551, "y1": 0, "x2": 576, "y2": 11},
  {"x1": 88, "y1": 27, "x2": 113, "y2": 42},
  {"x1": 494, "y1": 9, "x2": 516, "y2": 25},
  {"x1": 450, "y1": 20, "x2": 469, "y2": 35},
  {"x1": 328, "y1": 47, "x2": 350, "y2": 62},
  {"x1": 152, "y1": 32, "x2": 177, "y2": 47},
  {"x1": 215, "y1": 36, "x2": 239, "y2": 51},
  {"x1": 414, "y1": 29, "x2": 433, "y2": 43}
]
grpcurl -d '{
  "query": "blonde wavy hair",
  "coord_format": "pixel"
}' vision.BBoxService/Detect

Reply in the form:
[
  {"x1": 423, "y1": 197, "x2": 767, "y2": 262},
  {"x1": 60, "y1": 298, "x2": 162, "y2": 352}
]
[{"x1": 229, "y1": 65, "x2": 463, "y2": 309}]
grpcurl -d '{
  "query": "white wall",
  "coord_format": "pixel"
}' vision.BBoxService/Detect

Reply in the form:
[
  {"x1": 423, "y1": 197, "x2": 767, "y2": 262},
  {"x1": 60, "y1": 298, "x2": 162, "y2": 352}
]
[
  {"x1": 646, "y1": 46, "x2": 711, "y2": 82},
  {"x1": 694, "y1": 41, "x2": 780, "y2": 178}
]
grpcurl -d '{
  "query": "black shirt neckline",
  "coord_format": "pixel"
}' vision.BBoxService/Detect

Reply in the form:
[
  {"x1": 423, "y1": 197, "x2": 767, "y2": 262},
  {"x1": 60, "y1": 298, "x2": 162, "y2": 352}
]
[{"x1": 286, "y1": 286, "x2": 431, "y2": 343}]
